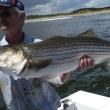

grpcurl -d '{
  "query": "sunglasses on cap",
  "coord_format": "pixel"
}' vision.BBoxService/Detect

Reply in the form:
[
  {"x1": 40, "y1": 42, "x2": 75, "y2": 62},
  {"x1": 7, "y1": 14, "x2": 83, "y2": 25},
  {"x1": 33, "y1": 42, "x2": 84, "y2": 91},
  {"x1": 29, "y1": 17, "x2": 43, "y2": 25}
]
[{"x1": 0, "y1": 8, "x2": 18, "y2": 17}]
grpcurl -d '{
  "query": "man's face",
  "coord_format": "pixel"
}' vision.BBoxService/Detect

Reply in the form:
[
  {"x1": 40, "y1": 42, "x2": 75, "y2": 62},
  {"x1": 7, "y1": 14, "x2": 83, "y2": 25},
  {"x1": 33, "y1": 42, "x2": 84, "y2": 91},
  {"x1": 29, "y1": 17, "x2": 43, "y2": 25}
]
[{"x1": 0, "y1": 7, "x2": 25, "y2": 33}]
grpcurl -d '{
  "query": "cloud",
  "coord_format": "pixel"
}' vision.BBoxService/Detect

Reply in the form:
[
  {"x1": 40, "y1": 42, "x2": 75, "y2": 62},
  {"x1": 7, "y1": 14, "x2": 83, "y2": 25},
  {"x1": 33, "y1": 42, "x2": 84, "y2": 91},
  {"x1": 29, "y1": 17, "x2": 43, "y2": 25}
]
[
  {"x1": 21, "y1": 0, "x2": 110, "y2": 15},
  {"x1": 27, "y1": 3, "x2": 54, "y2": 15},
  {"x1": 22, "y1": 0, "x2": 51, "y2": 7},
  {"x1": 51, "y1": 0, "x2": 91, "y2": 13},
  {"x1": 22, "y1": 0, "x2": 53, "y2": 15},
  {"x1": 85, "y1": 0, "x2": 110, "y2": 8}
]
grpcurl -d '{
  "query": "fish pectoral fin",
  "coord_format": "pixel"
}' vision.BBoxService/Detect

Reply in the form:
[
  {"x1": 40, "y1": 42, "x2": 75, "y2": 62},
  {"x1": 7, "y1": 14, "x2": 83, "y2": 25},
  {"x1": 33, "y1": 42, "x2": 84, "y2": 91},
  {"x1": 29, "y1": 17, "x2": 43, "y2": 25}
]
[{"x1": 28, "y1": 59, "x2": 52, "y2": 70}]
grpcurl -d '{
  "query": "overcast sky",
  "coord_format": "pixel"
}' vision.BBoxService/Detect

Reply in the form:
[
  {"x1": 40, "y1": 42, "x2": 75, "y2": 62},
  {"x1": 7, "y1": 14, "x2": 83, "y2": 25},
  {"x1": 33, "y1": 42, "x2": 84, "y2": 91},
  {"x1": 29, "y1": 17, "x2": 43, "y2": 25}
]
[{"x1": 21, "y1": 0, "x2": 110, "y2": 15}]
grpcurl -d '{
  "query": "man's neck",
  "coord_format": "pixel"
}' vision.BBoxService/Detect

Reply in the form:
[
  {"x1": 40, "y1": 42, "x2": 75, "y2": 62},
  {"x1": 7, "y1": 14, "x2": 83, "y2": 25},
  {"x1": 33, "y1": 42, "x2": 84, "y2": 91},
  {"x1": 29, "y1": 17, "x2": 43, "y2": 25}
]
[{"x1": 5, "y1": 31, "x2": 25, "y2": 45}]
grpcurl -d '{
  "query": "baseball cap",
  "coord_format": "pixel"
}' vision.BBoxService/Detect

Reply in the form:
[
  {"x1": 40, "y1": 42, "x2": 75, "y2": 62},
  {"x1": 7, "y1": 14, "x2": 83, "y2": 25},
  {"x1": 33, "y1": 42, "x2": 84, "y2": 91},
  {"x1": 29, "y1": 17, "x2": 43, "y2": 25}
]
[{"x1": 0, "y1": 0, "x2": 24, "y2": 10}]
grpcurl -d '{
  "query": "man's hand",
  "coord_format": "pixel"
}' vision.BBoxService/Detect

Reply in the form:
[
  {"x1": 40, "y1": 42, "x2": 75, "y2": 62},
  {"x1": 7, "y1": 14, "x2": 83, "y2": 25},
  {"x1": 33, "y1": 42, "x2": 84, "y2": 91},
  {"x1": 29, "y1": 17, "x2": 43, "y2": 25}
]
[
  {"x1": 60, "y1": 73, "x2": 70, "y2": 84},
  {"x1": 79, "y1": 55, "x2": 95, "y2": 69}
]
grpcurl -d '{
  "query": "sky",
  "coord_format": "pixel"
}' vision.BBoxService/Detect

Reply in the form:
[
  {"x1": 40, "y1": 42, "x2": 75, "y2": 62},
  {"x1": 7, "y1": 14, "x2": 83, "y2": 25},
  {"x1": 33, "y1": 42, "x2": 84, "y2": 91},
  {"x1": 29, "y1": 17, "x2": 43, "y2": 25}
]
[{"x1": 21, "y1": 0, "x2": 110, "y2": 15}]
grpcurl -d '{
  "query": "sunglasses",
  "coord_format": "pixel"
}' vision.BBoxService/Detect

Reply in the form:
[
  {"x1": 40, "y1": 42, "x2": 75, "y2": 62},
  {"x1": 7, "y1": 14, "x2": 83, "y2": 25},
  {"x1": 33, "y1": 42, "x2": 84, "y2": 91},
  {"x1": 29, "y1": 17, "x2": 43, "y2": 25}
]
[{"x1": 0, "y1": 8, "x2": 18, "y2": 18}]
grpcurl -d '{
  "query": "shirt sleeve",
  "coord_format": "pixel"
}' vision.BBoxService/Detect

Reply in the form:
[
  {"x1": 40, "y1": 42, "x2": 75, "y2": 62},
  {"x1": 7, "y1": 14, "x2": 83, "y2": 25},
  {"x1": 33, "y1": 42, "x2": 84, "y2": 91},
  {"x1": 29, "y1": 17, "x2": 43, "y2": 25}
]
[{"x1": 33, "y1": 39, "x2": 43, "y2": 43}]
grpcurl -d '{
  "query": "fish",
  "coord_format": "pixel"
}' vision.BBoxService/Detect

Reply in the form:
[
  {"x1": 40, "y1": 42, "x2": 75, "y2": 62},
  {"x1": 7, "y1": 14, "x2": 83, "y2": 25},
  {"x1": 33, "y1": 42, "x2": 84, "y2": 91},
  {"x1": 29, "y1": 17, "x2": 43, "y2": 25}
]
[{"x1": 0, "y1": 29, "x2": 110, "y2": 79}]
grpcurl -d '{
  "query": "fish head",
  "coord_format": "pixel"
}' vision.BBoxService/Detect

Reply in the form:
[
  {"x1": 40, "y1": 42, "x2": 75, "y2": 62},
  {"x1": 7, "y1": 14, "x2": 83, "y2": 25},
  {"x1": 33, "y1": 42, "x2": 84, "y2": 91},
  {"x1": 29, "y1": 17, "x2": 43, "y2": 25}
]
[{"x1": 0, "y1": 46, "x2": 27, "y2": 75}]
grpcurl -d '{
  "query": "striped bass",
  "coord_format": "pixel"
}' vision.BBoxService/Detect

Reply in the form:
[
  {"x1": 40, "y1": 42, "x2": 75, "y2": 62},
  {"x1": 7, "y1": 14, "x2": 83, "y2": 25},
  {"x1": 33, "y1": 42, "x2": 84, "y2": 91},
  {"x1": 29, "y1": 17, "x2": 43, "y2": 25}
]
[{"x1": 0, "y1": 29, "x2": 110, "y2": 79}]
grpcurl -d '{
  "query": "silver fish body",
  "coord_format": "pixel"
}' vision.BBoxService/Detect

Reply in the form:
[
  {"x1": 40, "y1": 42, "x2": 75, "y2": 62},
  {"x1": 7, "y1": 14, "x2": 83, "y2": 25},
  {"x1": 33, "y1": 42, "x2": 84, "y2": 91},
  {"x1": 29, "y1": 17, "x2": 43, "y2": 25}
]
[{"x1": 0, "y1": 29, "x2": 110, "y2": 78}]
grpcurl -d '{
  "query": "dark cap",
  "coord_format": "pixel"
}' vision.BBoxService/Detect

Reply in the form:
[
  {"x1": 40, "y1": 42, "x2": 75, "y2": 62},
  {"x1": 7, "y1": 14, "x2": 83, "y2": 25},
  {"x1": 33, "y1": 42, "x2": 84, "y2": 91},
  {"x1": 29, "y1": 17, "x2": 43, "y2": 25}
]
[{"x1": 0, "y1": 0, "x2": 24, "y2": 10}]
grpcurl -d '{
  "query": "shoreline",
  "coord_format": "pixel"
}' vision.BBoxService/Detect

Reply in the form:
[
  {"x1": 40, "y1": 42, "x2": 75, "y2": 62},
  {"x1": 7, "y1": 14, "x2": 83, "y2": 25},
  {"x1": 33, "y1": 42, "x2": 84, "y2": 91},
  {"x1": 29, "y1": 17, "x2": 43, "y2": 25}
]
[
  {"x1": 25, "y1": 16, "x2": 72, "y2": 23},
  {"x1": 25, "y1": 10, "x2": 110, "y2": 23}
]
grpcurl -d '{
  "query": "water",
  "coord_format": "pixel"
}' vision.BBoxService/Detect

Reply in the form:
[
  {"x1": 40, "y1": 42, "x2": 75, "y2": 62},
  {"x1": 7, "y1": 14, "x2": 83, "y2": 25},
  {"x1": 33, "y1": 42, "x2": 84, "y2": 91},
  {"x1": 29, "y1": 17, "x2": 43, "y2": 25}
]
[
  {"x1": 57, "y1": 68, "x2": 110, "y2": 98},
  {"x1": 1, "y1": 13, "x2": 110, "y2": 98},
  {"x1": 24, "y1": 13, "x2": 110, "y2": 40}
]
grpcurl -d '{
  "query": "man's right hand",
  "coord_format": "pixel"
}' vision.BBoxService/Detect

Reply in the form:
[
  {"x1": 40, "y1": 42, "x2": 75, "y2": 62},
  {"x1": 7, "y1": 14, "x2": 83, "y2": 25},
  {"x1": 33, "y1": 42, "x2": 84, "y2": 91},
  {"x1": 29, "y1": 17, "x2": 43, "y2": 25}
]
[{"x1": 79, "y1": 55, "x2": 95, "y2": 69}]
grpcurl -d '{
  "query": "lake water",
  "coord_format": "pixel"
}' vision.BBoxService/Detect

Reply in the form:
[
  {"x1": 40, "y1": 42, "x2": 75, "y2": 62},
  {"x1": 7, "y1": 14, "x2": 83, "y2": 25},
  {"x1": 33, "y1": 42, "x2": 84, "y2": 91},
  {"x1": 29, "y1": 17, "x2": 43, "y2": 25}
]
[
  {"x1": 1, "y1": 13, "x2": 110, "y2": 98},
  {"x1": 24, "y1": 13, "x2": 110, "y2": 40}
]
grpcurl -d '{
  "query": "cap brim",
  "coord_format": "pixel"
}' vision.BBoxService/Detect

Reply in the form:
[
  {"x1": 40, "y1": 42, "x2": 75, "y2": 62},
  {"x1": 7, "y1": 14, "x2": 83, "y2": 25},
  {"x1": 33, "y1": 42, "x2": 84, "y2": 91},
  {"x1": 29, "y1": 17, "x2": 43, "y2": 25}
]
[{"x1": 0, "y1": 4, "x2": 13, "y2": 7}]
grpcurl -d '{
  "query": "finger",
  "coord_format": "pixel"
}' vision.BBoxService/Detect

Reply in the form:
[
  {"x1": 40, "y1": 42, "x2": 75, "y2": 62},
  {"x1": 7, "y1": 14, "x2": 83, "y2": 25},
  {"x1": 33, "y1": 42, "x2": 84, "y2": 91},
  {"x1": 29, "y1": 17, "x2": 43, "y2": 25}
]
[
  {"x1": 83, "y1": 58, "x2": 88, "y2": 67},
  {"x1": 79, "y1": 59, "x2": 84, "y2": 69},
  {"x1": 60, "y1": 73, "x2": 70, "y2": 83},
  {"x1": 87, "y1": 58, "x2": 93, "y2": 66},
  {"x1": 91, "y1": 59, "x2": 95, "y2": 65},
  {"x1": 87, "y1": 58, "x2": 95, "y2": 68},
  {"x1": 80, "y1": 55, "x2": 90, "y2": 68}
]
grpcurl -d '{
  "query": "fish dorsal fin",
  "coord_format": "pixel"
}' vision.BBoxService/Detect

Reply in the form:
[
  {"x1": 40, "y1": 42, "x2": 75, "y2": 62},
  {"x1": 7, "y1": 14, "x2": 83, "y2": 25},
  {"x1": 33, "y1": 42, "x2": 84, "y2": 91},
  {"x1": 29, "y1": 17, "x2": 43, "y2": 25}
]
[{"x1": 78, "y1": 29, "x2": 97, "y2": 38}]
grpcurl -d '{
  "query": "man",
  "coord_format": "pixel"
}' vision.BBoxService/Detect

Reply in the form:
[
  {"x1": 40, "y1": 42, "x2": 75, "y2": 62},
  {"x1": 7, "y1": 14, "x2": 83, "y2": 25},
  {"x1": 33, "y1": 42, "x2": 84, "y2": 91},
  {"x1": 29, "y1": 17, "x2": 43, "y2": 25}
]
[{"x1": 0, "y1": 0, "x2": 94, "y2": 110}]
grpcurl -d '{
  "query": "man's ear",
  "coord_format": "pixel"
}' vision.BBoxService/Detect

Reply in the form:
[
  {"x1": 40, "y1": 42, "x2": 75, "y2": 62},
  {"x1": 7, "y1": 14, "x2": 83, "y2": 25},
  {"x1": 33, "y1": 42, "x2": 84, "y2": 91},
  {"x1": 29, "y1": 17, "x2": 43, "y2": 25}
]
[
  {"x1": 19, "y1": 12, "x2": 26, "y2": 27},
  {"x1": 21, "y1": 13, "x2": 25, "y2": 21}
]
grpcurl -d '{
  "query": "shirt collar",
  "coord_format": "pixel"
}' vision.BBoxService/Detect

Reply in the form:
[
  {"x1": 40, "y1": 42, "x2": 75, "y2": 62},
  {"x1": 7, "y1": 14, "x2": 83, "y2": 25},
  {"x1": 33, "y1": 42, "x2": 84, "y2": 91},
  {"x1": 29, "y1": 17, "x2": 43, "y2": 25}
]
[
  {"x1": 0, "y1": 35, "x2": 8, "y2": 46},
  {"x1": 0, "y1": 34, "x2": 34, "y2": 46}
]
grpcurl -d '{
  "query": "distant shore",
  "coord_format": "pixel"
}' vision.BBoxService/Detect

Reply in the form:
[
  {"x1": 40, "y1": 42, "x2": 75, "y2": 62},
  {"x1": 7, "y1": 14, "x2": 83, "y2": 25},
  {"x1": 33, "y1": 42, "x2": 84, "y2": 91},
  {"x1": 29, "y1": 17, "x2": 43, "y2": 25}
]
[
  {"x1": 25, "y1": 16, "x2": 72, "y2": 23},
  {"x1": 25, "y1": 10, "x2": 110, "y2": 23}
]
